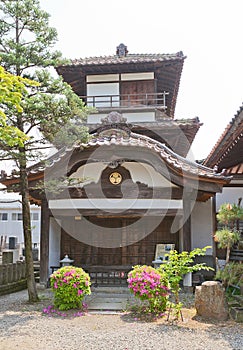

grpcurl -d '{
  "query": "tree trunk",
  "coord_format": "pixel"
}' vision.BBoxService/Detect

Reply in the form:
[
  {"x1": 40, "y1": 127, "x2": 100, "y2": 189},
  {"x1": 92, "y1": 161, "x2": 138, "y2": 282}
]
[
  {"x1": 226, "y1": 243, "x2": 231, "y2": 264},
  {"x1": 20, "y1": 152, "x2": 39, "y2": 302}
]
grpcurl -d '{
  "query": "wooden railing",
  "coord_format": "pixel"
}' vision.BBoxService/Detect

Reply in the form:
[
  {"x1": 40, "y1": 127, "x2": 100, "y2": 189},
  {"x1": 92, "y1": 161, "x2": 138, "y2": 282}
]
[
  {"x1": 81, "y1": 92, "x2": 168, "y2": 109},
  {"x1": 230, "y1": 249, "x2": 243, "y2": 261},
  {"x1": 84, "y1": 265, "x2": 132, "y2": 287}
]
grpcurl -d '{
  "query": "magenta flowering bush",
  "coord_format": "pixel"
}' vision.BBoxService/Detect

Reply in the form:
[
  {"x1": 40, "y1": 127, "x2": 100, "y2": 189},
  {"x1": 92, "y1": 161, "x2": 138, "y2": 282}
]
[
  {"x1": 127, "y1": 265, "x2": 170, "y2": 314},
  {"x1": 42, "y1": 303, "x2": 88, "y2": 318},
  {"x1": 50, "y1": 265, "x2": 91, "y2": 311}
]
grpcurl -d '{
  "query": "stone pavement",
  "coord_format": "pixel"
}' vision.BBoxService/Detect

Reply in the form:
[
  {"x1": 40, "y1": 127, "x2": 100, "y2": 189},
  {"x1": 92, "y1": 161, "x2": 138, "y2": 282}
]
[{"x1": 84, "y1": 286, "x2": 137, "y2": 313}]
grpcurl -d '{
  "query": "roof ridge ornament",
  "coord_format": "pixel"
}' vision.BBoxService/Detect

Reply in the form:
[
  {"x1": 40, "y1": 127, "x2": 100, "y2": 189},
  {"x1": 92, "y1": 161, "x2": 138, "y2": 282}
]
[
  {"x1": 101, "y1": 111, "x2": 127, "y2": 124},
  {"x1": 116, "y1": 43, "x2": 128, "y2": 57}
]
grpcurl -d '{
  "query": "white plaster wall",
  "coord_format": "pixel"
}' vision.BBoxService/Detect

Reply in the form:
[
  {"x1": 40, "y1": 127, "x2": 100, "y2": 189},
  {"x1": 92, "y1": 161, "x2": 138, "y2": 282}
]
[
  {"x1": 49, "y1": 217, "x2": 61, "y2": 275},
  {"x1": 86, "y1": 74, "x2": 119, "y2": 82},
  {"x1": 123, "y1": 162, "x2": 177, "y2": 188},
  {"x1": 87, "y1": 83, "x2": 119, "y2": 108},
  {"x1": 86, "y1": 72, "x2": 154, "y2": 82},
  {"x1": 71, "y1": 162, "x2": 106, "y2": 185},
  {"x1": 191, "y1": 200, "x2": 213, "y2": 254},
  {"x1": 123, "y1": 112, "x2": 155, "y2": 122},
  {"x1": 121, "y1": 72, "x2": 154, "y2": 80},
  {"x1": 216, "y1": 187, "x2": 243, "y2": 211},
  {"x1": 71, "y1": 161, "x2": 177, "y2": 189},
  {"x1": 87, "y1": 113, "x2": 106, "y2": 123},
  {"x1": 87, "y1": 111, "x2": 156, "y2": 124}
]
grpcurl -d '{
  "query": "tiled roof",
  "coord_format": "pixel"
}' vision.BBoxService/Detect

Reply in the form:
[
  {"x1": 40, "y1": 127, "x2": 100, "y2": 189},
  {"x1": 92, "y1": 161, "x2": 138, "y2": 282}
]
[
  {"x1": 88, "y1": 117, "x2": 202, "y2": 130},
  {"x1": 204, "y1": 104, "x2": 243, "y2": 170},
  {"x1": 65, "y1": 51, "x2": 185, "y2": 67},
  {"x1": 56, "y1": 47, "x2": 186, "y2": 119},
  {"x1": 15, "y1": 129, "x2": 230, "y2": 184}
]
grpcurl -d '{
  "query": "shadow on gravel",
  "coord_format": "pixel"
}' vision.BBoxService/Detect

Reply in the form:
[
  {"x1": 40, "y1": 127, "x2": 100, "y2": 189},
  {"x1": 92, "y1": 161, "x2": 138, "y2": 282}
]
[
  {"x1": 0, "y1": 313, "x2": 37, "y2": 336},
  {"x1": 150, "y1": 320, "x2": 243, "y2": 350}
]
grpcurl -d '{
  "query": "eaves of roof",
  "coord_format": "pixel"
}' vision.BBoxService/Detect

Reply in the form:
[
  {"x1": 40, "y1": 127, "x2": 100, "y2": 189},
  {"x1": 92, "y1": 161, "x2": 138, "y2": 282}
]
[
  {"x1": 0, "y1": 129, "x2": 230, "y2": 188},
  {"x1": 204, "y1": 104, "x2": 243, "y2": 169},
  {"x1": 55, "y1": 50, "x2": 185, "y2": 119},
  {"x1": 58, "y1": 52, "x2": 185, "y2": 68}
]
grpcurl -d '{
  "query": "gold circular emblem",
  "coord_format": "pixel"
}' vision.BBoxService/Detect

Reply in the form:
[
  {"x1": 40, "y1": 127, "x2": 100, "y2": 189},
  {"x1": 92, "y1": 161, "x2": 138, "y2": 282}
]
[{"x1": 109, "y1": 172, "x2": 122, "y2": 185}]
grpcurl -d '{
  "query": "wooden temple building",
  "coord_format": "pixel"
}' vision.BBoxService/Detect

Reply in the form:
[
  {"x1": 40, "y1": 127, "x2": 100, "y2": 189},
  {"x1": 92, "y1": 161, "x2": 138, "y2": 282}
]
[{"x1": 1, "y1": 44, "x2": 231, "y2": 286}]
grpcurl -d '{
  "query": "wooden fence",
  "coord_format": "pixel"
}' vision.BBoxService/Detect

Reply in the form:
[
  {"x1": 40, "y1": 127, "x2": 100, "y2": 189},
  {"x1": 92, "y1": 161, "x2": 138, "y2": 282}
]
[{"x1": 0, "y1": 261, "x2": 26, "y2": 295}]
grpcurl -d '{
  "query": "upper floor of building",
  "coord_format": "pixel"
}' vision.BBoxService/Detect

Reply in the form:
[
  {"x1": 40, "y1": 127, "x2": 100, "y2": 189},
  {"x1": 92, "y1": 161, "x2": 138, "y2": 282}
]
[{"x1": 56, "y1": 44, "x2": 186, "y2": 125}]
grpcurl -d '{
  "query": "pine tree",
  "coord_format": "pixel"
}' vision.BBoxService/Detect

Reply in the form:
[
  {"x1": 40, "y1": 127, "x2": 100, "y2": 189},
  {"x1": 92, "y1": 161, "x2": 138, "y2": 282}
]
[{"x1": 0, "y1": 0, "x2": 89, "y2": 301}]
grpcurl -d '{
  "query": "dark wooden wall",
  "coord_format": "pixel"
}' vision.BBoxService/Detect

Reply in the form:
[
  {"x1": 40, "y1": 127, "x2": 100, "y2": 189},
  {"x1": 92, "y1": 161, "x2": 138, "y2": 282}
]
[{"x1": 61, "y1": 216, "x2": 179, "y2": 267}]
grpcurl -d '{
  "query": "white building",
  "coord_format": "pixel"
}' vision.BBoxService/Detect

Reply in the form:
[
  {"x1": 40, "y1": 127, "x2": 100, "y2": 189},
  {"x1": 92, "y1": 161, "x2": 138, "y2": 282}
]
[{"x1": 0, "y1": 189, "x2": 41, "y2": 259}]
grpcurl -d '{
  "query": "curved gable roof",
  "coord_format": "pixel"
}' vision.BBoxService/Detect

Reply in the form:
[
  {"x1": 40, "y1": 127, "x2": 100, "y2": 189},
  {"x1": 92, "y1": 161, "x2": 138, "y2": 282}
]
[{"x1": 0, "y1": 126, "x2": 230, "y2": 201}]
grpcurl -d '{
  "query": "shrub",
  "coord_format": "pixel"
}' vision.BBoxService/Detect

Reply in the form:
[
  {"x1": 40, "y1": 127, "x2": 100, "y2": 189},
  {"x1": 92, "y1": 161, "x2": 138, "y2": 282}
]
[
  {"x1": 50, "y1": 265, "x2": 91, "y2": 310},
  {"x1": 214, "y1": 228, "x2": 240, "y2": 263},
  {"x1": 159, "y1": 247, "x2": 213, "y2": 320},
  {"x1": 215, "y1": 261, "x2": 243, "y2": 289},
  {"x1": 127, "y1": 265, "x2": 170, "y2": 314},
  {"x1": 215, "y1": 202, "x2": 243, "y2": 263}
]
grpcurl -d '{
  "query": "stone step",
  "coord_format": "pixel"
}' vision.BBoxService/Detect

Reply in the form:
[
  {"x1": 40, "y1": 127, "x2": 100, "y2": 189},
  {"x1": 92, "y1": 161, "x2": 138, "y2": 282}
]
[
  {"x1": 89, "y1": 293, "x2": 131, "y2": 299},
  {"x1": 85, "y1": 287, "x2": 137, "y2": 312},
  {"x1": 85, "y1": 297, "x2": 128, "y2": 311},
  {"x1": 91, "y1": 286, "x2": 130, "y2": 294}
]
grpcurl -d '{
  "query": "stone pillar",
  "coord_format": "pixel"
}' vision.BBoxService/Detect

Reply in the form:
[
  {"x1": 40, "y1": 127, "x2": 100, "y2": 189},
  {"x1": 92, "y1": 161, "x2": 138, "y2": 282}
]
[{"x1": 195, "y1": 281, "x2": 228, "y2": 320}]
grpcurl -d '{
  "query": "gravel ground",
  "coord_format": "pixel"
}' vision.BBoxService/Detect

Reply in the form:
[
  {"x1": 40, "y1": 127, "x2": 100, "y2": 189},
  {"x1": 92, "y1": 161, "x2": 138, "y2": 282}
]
[{"x1": 0, "y1": 288, "x2": 243, "y2": 350}]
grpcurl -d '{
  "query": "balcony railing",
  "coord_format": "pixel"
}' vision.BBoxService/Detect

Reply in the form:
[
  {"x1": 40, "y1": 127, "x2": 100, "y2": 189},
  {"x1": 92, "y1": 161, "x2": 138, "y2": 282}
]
[{"x1": 81, "y1": 92, "x2": 168, "y2": 110}]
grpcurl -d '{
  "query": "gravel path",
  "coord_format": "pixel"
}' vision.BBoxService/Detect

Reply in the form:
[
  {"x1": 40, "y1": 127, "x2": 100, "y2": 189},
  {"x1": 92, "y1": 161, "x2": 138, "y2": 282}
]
[{"x1": 0, "y1": 288, "x2": 243, "y2": 350}]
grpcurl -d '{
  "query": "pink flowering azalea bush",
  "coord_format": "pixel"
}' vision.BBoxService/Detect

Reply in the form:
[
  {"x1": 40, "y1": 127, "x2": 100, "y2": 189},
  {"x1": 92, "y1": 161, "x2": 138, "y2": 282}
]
[
  {"x1": 50, "y1": 265, "x2": 91, "y2": 311},
  {"x1": 127, "y1": 265, "x2": 170, "y2": 314}
]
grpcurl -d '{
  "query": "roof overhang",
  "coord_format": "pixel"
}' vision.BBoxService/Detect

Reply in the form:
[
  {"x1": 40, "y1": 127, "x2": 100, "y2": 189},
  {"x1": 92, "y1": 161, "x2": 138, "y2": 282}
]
[
  {"x1": 0, "y1": 125, "x2": 231, "y2": 203},
  {"x1": 204, "y1": 104, "x2": 243, "y2": 172},
  {"x1": 56, "y1": 52, "x2": 186, "y2": 118}
]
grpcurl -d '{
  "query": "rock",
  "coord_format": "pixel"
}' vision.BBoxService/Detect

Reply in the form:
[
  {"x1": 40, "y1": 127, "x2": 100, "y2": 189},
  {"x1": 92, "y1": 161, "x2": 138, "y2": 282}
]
[
  {"x1": 195, "y1": 281, "x2": 228, "y2": 320},
  {"x1": 229, "y1": 307, "x2": 243, "y2": 323}
]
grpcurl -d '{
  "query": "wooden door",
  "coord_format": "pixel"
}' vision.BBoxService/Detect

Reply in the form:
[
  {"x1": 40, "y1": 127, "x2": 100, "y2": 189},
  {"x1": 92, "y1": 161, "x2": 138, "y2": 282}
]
[
  {"x1": 61, "y1": 216, "x2": 179, "y2": 267},
  {"x1": 120, "y1": 80, "x2": 155, "y2": 106}
]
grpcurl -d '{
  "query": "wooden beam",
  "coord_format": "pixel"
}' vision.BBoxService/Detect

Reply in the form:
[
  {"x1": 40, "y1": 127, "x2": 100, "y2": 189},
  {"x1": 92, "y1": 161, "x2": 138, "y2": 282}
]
[{"x1": 212, "y1": 195, "x2": 217, "y2": 265}]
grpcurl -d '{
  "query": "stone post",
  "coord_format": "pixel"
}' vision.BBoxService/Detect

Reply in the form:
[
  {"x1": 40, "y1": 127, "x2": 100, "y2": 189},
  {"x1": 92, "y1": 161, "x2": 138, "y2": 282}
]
[{"x1": 195, "y1": 281, "x2": 228, "y2": 320}]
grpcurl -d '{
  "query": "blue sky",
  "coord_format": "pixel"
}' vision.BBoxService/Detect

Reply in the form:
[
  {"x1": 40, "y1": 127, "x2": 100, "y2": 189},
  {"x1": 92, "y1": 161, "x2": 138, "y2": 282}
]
[{"x1": 37, "y1": 0, "x2": 242, "y2": 159}]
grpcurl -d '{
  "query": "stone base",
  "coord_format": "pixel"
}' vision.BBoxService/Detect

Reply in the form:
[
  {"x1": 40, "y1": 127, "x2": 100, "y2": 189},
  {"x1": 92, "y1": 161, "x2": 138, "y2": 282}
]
[{"x1": 0, "y1": 279, "x2": 27, "y2": 296}]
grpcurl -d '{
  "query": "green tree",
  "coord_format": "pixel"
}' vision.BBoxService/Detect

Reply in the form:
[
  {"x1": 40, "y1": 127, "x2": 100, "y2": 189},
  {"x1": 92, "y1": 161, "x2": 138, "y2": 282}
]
[
  {"x1": 0, "y1": 0, "x2": 89, "y2": 302},
  {"x1": 0, "y1": 65, "x2": 35, "y2": 146},
  {"x1": 214, "y1": 201, "x2": 243, "y2": 264},
  {"x1": 159, "y1": 246, "x2": 213, "y2": 320}
]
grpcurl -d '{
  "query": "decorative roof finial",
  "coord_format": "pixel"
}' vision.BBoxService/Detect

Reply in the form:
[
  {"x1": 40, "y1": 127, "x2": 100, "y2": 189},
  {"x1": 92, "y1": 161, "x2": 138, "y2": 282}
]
[{"x1": 116, "y1": 43, "x2": 128, "y2": 57}]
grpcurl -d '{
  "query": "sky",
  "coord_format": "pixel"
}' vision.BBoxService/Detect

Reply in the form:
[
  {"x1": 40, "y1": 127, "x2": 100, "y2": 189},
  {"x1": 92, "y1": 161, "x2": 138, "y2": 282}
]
[
  {"x1": 0, "y1": 0, "x2": 241, "y2": 166},
  {"x1": 38, "y1": 0, "x2": 243, "y2": 161}
]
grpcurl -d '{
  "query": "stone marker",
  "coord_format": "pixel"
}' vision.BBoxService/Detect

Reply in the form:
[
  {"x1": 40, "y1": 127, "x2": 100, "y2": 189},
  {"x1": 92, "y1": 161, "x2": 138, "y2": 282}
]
[
  {"x1": 2, "y1": 251, "x2": 13, "y2": 264},
  {"x1": 195, "y1": 281, "x2": 228, "y2": 320}
]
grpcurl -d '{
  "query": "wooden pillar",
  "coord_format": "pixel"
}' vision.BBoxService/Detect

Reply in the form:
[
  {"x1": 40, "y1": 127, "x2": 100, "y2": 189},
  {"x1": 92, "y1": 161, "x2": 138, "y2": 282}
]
[
  {"x1": 212, "y1": 195, "x2": 217, "y2": 264},
  {"x1": 40, "y1": 197, "x2": 50, "y2": 286},
  {"x1": 182, "y1": 192, "x2": 192, "y2": 251}
]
